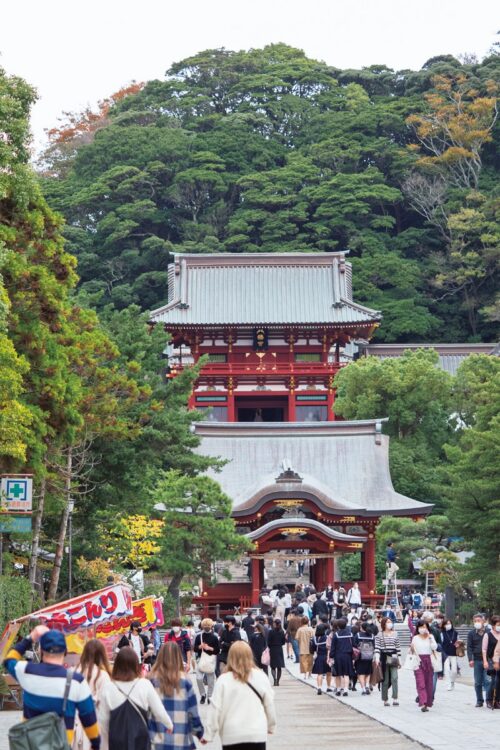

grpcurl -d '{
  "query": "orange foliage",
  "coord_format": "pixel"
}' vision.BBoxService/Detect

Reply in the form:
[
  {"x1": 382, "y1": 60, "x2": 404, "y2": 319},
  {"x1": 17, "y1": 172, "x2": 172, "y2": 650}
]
[{"x1": 46, "y1": 82, "x2": 145, "y2": 145}]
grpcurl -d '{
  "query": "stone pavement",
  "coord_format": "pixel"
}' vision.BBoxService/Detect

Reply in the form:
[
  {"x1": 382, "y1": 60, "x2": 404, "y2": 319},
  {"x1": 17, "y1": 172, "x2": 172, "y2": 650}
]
[{"x1": 286, "y1": 656, "x2": 499, "y2": 750}]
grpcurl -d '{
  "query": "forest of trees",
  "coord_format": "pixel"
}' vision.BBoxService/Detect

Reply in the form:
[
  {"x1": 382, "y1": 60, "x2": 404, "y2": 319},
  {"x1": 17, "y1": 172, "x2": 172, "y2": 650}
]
[{"x1": 0, "y1": 43, "x2": 499, "y2": 614}]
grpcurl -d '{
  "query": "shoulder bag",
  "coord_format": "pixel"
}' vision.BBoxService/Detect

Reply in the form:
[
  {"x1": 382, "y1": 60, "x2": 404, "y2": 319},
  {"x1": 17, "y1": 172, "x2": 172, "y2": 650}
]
[
  {"x1": 198, "y1": 634, "x2": 216, "y2": 675},
  {"x1": 8, "y1": 668, "x2": 74, "y2": 750},
  {"x1": 246, "y1": 680, "x2": 264, "y2": 703},
  {"x1": 382, "y1": 634, "x2": 399, "y2": 667},
  {"x1": 403, "y1": 648, "x2": 421, "y2": 671},
  {"x1": 430, "y1": 650, "x2": 442, "y2": 672},
  {"x1": 261, "y1": 646, "x2": 271, "y2": 666}
]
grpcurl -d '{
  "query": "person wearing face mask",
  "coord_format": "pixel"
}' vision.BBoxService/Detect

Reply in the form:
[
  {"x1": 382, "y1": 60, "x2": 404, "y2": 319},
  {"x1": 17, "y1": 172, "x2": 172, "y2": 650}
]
[
  {"x1": 164, "y1": 619, "x2": 193, "y2": 672},
  {"x1": 117, "y1": 620, "x2": 149, "y2": 663},
  {"x1": 374, "y1": 616, "x2": 401, "y2": 706},
  {"x1": 219, "y1": 616, "x2": 241, "y2": 674},
  {"x1": 410, "y1": 620, "x2": 438, "y2": 712},
  {"x1": 194, "y1": 618, "x2": 220, "y2": 704},
  {"x1": 440, "y1": 618, "x2": 458, "y2": 690},
  {"x1": 482, "y1": 614, "x2": 500, "y2": 708},
  {"x1": 467, "y1": 614, "x2": 492, "y2": 707}
]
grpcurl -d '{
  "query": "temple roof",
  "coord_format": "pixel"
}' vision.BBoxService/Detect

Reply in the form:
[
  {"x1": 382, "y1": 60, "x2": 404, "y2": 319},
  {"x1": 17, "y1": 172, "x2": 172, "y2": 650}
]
[
  {"x1": 246, "y1": 518, "x2": 366, "y2": 542},
  {"x1": 194, "y1": 420, "x2": 433, "y2": 516},
  {"x1": 360, "y1": 342, "x2": 499, "y2": 376},
  {"x1": 149, "y1": 253, "x2": 381, "y2": 328}
]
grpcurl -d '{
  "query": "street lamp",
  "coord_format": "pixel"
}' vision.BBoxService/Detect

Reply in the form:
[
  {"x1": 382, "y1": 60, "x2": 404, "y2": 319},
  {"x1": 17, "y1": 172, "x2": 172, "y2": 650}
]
[{"x1": 67, "y1": 500, "x2": 75, "y2": 597}]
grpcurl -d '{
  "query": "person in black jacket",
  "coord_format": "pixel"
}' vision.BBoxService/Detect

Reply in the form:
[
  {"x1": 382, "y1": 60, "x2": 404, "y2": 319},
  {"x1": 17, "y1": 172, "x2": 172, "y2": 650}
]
[
  {"x1": 250, "y1": 623, "x2": 269, "y2": 674},
  {"x1": 312, "y1": 594, "x2": 329, "y2": 623},
  {"x1": 117, "y1": 620, "x2": 149, "y2": 663},
  {"x1": 241, "y1": 609, "x2": 255, "y2": 641},
  {"x1": 268, "y1": 618, "x2": 286, "y2": 686},
  {"x1": 194, "y1": 617, "x2": 220, "y2": 704},
  {"x1": 219, "y1": 615, "x2": 241, "y2": 673},
  {"x1": 467, "y1": 613, "x2": 492, "y2": 707},
  {"x1": 441, "y1": 618, "x2": 458, "y2": 691}
]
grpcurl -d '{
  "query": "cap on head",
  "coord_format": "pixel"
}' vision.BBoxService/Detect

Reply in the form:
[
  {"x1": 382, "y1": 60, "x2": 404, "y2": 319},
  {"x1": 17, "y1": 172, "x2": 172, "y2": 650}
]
[{"x1": 40, "y1": 629, "x2": 67, "y2": 654}]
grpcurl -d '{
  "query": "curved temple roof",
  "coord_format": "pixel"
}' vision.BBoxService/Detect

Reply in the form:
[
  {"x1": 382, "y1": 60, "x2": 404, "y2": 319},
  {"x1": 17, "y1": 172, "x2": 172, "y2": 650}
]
[
  {"x1": 194, "y1": 420, "x2": 433, "y2": 516},
  {"x1": 246, "y1": 518, "x2": 366, "y2": 542},
  {"x1": 149, "y1": 252, "x2": 381, "y2": 328}
]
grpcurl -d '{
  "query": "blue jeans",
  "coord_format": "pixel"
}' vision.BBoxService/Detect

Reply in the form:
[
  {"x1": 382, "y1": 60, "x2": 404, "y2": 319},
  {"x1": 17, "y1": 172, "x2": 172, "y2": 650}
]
[
  {"x1": 473, "y1": 660, "x2": 491, "y2": 703},
  {"x1": 290, "y1": 637, "x2": 300, "y2": 662}
]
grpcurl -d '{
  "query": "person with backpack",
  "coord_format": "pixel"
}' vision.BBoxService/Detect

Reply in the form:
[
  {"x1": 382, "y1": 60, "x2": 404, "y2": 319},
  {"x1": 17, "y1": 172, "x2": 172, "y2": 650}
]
[
  {"x1": 346, "y1": 582, "x2": 362, "y2": 616},
  {"x1": 99, "y1": 646, "x2": 173, "y2": 750},
  {"x1": 205, "y1": 641, "x2": 276, "y2": 750},
  {"x1": 73, "y1": 639, "x2": 111, "y2": 750},
  {"x1": 149, "y1": 642, "x2": 206, "y2": 749},
  {"x1": 374, "y1": 616, "x2": 401, "y2": 706},
  {"x1": 4, "y1": 625, "x2": 101, "y2": 750},
  {"x1": 353, "y1": 622, "x2": 375, "y2": 696}
]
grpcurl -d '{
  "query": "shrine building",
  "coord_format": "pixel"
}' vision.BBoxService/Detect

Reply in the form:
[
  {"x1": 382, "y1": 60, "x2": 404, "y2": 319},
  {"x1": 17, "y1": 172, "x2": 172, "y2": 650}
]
[{"x1": 149, "y1": 253, "x2": 433, "y2": 611}]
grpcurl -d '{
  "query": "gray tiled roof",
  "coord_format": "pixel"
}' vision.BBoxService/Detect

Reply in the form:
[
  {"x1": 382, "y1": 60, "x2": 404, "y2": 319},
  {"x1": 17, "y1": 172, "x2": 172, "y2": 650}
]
[
  {"x1": 194, "y1": 420, "x2": 433, "y2": 515},
  {"x1": 361, "y1": 343, "x2": 498, "y2": 376},
  {"x1": 149, "y1": 253, "x2": 380, "y2": 327}
]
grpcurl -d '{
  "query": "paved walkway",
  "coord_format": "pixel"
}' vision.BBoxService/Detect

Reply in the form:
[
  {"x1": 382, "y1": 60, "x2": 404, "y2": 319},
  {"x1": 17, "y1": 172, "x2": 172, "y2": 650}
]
[
  {"x1": 1, "y1": 661, "x2": 496, "y2": 750},
  {"x1": 286, "y1": 657, "x2": 498, "y2": 750}
]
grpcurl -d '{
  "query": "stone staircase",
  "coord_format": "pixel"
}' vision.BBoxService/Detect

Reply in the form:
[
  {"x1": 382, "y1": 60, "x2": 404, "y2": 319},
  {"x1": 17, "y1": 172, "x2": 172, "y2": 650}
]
[{"x1": 395, "y1": 623, "x2": 469, "y2": 648}]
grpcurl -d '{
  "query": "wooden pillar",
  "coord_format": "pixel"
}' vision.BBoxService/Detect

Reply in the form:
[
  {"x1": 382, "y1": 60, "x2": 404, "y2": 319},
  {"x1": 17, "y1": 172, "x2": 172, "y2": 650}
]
[
  {"x1": 227, "y1": 392, "x2": 235, "y2": 422},
  {"x1": 365, "y1": 535, "x2": 377, "y2": 595},
  {"x1": 251, "y1": 557, "x2": 261, "y2": 605},
  {"x1": 226, "y1": 378, "x2": 235, "y2": 422},
  {"x1": 327, "y1": 390, "x2": 335, "y2": 421},
  {"x1": 288, "y1": 384, "x2": 296, "y2": 421},
  {"x1": 188, "y1": 393, "x2": 195, "y2": 411}
]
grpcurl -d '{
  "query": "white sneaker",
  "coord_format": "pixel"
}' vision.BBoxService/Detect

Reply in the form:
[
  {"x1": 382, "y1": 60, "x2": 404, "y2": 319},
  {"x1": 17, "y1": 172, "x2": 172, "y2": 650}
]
[{"x1": 447, "y1": 686, "x2": 453, "y2": 691}]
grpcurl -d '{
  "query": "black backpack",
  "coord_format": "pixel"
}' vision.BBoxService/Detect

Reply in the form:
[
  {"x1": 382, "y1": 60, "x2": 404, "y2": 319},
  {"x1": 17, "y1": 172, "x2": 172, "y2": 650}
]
[{"x1": 109, "y1": 683, "x2": 150, "y2": 750}]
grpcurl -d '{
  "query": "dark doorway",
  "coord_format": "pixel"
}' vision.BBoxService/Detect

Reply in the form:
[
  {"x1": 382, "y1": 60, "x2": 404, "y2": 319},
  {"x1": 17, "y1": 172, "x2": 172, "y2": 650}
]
[{"x1": 238, "y1": 407, "x2": 284, "y2": 422}]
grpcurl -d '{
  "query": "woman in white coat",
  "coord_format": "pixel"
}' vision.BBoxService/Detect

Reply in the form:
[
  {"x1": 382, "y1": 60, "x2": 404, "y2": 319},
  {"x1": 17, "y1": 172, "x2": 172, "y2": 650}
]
[
  {"x1": 206, "y1": 640, "x2": 276, "y2": 750},
  {"x1": 72, "y1": 639, "x2": 111, "y2": 750}
]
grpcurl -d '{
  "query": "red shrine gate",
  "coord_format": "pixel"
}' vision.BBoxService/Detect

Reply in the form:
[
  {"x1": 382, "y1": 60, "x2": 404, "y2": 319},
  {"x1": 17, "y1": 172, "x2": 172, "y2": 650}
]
[{"x1": 149, "y1": 253, "x2": 433, "y2": 613}]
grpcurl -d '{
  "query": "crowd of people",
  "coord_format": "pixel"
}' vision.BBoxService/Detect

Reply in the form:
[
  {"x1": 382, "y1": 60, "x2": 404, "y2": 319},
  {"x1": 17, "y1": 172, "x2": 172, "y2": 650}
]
[{"x1": 3, "y1": 584, "x2": 500, "y2": 750}]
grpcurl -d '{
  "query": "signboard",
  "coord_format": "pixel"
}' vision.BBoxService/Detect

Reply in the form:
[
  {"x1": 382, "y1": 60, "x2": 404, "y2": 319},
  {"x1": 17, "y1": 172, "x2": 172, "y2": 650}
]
[
  {"x1": 26, "y1": 584, "x2": 133, "y2": 632},
  {"x1": 0, "y1": 621, "x2": 22, "y2": 662},
  {"x1": 95, "y1": 596, "x2": 164, "y2": 638},
  {"x1": 1, "y1": 475, "x2": 33, "y2": 513},
  {"x1": 0, "y1": 515, "x2": 32, "y2": 533}
]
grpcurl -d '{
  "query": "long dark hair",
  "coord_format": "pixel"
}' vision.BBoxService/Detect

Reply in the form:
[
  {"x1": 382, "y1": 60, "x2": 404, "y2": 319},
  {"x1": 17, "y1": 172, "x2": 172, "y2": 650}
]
[
  {"x1": 112, "y1": 646, "x2": 141, "y2": 681},
  {"x1": 79, "y1": 639, "x2": 111, "y2": 688}
]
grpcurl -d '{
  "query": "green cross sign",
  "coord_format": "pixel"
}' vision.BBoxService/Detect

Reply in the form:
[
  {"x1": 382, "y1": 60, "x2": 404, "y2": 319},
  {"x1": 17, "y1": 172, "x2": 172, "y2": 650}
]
[{"x1": 10, "y1": 483, "x2": 24, "y2": 499}]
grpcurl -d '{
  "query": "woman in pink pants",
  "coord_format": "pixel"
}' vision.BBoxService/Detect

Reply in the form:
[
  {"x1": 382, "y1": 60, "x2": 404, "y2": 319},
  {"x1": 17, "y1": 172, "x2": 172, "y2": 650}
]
[{"x1": 411, "y1": 620, "x2": 438, "y2": 712}]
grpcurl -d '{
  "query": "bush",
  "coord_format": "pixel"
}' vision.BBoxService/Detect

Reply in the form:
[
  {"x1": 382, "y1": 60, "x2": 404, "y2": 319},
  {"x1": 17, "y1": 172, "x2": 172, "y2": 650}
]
[{"x1": 0, "y1": 576, "x2": 33, "y2": 633}]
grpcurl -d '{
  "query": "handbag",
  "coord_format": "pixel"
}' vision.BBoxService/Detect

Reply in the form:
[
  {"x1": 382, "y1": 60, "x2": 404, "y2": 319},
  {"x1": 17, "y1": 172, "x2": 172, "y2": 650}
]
[
  {"x1": 198, "y1": 633, "x2": 216, "y2": 674},
  {"x1": 261, "y1": 647, "x2": 270, "y2": 666},
  {"x1": 430, "y1": 651, "x2": 442, "y2": 672},
  {"x1": 8, "y1": 669, "x2": 73, "y2": 750},
  {"x1": 352, "y1": 647, "x2": 361, "y2": 660},
  {"x1": 455, "y1": 640, "x2": 465, "y2": 658},
  {"x1": 371, "y1": 661, "x2": 383, "y2": 684},
  {"x1": 403, "y1": 651, "x2": 421, "y2": 671}
]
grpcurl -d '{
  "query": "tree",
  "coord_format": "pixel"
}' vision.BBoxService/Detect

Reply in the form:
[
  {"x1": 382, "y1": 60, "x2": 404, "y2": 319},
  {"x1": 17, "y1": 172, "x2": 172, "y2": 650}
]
[
  {"x1": 443, "y1": 355, "x2": 500, "y2": 611},
  {"x1": 406, "y1": 73, "x2": 498, "y2": 189},
  {"x1": 151, "y1": 470, "x2": 251, "y2": 610},
  {"x1": 334, "y1": 350, "x2": 453, "y2": 504}
]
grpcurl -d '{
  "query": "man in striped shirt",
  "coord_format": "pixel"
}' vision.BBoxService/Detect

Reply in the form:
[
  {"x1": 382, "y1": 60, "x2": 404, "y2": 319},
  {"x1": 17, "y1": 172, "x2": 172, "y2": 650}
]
[{"x1": 4, "y1": 625, "x2": 101, "y2": 749}]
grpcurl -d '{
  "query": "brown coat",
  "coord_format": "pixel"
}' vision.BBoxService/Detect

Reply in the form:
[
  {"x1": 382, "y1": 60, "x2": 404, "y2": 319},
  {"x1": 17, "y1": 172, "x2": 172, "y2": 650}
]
[
  {"x1": 296, "y1": 624, "x2": 314, "y2": 655},
  {"x1": 286, "y1": 614, "x2": 302, "y2": 639}
]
